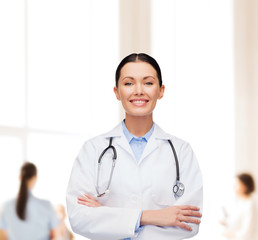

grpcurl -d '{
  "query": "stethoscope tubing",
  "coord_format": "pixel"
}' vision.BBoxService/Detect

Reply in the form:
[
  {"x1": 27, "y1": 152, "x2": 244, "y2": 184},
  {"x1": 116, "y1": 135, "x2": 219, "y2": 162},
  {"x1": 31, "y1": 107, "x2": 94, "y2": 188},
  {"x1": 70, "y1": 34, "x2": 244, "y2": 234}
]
[
  {"x1": 96, "y1": 137, "x2": 184, "y2": 198},
  {"x1": 167, "y1": 139, "x2": 180, "y2": 182},
  {"x1": 96, "y1": 138, "x2": 117, "y2": 197}
]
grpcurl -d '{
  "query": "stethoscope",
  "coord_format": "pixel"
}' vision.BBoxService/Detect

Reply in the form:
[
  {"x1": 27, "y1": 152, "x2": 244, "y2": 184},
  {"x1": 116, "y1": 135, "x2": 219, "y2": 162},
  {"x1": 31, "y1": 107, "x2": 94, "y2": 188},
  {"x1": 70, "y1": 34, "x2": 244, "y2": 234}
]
[{"x1": 96, "y1": 137, "x2": 185, "y2": 198}]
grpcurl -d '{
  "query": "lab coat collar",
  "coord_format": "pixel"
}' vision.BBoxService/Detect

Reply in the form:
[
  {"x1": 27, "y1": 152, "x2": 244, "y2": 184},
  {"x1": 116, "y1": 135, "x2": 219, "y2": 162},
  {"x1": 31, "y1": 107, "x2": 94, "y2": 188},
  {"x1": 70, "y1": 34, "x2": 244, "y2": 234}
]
[
  {"x1": 102, "y1": 122, "x2": 124, "y2": 138},
  {"x1": 102, "y1": 122, "x2": 134, "y2": 158},
  {"x1": 102, "y1": 122, "x2": 172, "y2": 140},
  {"x1": 102, "y1": 122, "x2": 173, "y2": 163},
  {"x1": 152, "y1": 124, "x2": 172, "y2": 140}
]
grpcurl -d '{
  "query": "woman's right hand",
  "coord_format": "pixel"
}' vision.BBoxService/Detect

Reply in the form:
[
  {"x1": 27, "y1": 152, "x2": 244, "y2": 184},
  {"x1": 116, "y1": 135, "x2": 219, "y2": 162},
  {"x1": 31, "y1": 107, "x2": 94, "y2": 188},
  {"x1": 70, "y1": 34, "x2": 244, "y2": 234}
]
[
  {"x1": 140, "y1": 205, "x2": 202, "y2": 231},
  {"x1": 77, "y1": 194, "x2": 102, "y2": 207}
]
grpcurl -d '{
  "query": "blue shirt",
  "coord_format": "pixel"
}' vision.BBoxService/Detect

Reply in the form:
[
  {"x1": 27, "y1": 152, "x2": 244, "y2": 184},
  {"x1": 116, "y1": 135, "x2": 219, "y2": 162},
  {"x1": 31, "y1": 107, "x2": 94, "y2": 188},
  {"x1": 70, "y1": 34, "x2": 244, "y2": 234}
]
[
  {"x1": 122, "y1": 121, "x2": 155, "y2": 239},
  {"x1": 122, "y1": 121, "x2": 154, "y2": 163},
  {"x1": 0, "y1": 192, "x2": 59, "y2": 240}
]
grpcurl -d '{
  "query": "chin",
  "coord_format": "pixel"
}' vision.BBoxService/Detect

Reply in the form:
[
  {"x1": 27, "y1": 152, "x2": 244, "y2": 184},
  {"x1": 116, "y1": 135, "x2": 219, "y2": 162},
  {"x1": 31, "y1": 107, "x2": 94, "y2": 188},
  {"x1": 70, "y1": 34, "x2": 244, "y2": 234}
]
[{"x1": 126, "y1": 112, "x2": 153, "y2": 118}]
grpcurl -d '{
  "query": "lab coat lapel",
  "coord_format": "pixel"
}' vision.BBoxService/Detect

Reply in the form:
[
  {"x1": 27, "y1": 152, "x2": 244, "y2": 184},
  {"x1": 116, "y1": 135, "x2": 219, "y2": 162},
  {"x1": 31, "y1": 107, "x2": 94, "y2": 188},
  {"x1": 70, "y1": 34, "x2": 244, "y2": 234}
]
[
  {"x1": 102, "y1": 122, "x2": 135, "y2": 159},
  {"x1": 140, "y1": 124, "x2": 172, "y2": 163},
  {"x1": 116, "y1": 134, "x2": 135, "y2": 158},
  {"x1": 139, "y1": 134, "x2": 158, "y2": 163}
]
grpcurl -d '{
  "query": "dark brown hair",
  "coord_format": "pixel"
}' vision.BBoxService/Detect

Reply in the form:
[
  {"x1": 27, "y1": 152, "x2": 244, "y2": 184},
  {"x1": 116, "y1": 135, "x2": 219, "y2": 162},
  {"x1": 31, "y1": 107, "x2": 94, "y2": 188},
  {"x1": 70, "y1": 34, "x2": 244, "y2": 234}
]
[
  {"x1": 115, "y1": 53, "x2": 163, "y2": 87},
  {"x1": 237, "y1": 173, "x2": 255, "y2": 195},
  {"x1": 16, "y1": 162, "x2": 37, "y2": 220}
]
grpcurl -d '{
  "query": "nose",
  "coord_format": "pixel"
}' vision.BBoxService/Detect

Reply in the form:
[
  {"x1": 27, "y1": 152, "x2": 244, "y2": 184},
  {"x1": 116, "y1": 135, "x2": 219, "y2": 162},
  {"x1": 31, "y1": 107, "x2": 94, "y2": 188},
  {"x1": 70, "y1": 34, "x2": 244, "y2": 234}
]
[{"x1": 135, "y1": 82, "x2": 144, "y2": 95}]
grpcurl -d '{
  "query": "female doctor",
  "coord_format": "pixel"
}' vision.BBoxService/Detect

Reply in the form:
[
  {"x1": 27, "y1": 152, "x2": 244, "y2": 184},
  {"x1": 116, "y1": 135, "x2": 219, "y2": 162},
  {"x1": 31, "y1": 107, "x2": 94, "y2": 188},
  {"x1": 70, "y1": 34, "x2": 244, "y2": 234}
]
[{"x1": 66, "y1": 53, "x2": 203, "y2": 240}]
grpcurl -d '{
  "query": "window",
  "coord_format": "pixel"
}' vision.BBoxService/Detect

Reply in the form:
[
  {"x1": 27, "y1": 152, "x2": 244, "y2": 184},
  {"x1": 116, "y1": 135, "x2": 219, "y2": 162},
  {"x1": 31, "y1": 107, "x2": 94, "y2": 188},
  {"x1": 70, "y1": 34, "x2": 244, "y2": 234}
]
[{"x1": 0, "y1": 0, "x2": 119, "y2": 213}]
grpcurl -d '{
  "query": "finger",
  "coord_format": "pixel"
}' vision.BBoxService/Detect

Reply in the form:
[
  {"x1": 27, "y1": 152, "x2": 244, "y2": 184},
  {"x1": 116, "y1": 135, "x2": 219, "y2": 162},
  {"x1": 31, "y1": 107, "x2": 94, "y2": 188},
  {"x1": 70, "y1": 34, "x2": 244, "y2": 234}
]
[
  {"x1": 77, "y1": 199, "x2": 99, "y2": 207},
  {"x1": 84, "y1": 194, "x2": 100, "y2": 203},
  {"x1": 85, "y1": 194, "x2": 101, "y2": 206},
  {"x1": 78, "y1": 195, "x2": 102, "y2": 207},
  {"x1": 77, "y1": 199, "x2": 91, "y2": 206},
  {"x1": 182, "y1": 209, "x2": 202, "y2": 218},
  {"x1": 78, "y1": 195, "x2": 91, "y2": 201},
  {"x1": 78, "y1": 196, "x2": 96, "y2": 205},
  {"x1": 78, "y1": 193, "x2": 96, "y2": 201},
  {"x1": 177, "y1": 222, "x2": 192, "y2": 231},
  {"x1": 84, "y1": 194, "x2": 96, "y2": 200},
  {"x1": 178, "y1": 205, "x2": 200, "y2": 211},
  {"x1": 180, "y1": 216, "x2": 201, "y2": 224},
  {"x1": 77, "y1": 198, "x2": 93, "y2": 205}
]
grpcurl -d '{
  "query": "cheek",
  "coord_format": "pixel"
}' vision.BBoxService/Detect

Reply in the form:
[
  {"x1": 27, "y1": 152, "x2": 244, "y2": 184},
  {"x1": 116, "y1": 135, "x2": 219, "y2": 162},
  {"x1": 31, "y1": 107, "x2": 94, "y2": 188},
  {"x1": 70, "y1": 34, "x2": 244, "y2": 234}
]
[
  {"x1": 119, "y1": 88, "x2": 132, "y2": 99},
  {"x1": 115, "y1": 86, "x2": 127, "y2": 100},
  {"x1": 146, "y1": 88, "x2": 161, "y2": 99}
]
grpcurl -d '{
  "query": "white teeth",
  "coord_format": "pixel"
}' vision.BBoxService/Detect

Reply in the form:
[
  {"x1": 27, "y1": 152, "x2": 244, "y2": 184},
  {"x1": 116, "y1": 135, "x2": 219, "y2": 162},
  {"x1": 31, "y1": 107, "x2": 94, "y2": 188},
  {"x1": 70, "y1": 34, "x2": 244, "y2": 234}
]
[{"x1": 133, "y1": 101, "x2": 145, "y2": 104}]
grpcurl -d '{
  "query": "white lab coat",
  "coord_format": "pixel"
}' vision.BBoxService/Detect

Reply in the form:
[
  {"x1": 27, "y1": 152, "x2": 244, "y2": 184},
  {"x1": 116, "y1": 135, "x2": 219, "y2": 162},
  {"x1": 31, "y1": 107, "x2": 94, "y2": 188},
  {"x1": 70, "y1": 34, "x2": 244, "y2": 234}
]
[{"x1": 66, "y1": 122, "x2": 203, "y2": 240}]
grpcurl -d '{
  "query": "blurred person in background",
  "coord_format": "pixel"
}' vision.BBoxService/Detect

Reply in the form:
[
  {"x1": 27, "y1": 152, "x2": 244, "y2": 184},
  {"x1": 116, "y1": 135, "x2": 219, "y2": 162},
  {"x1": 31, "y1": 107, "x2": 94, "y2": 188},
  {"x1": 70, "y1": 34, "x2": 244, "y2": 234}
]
[
  {"x1": 220, "y1": 173, "x2": 257, "y2": 240},
  {"x1": 55, "y1": 204, "x2": 74, "y2": 240},
  {"x1": 0, "y1": 162, "x2": 59, "y2": 240}
]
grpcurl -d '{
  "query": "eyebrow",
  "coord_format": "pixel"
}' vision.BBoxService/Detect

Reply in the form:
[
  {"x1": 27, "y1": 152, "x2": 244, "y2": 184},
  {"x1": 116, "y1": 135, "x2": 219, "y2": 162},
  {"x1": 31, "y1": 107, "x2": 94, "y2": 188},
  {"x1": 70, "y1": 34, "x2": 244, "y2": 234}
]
[{"x1": 121, "y1": 76, "x2": 156, "y2": 81}]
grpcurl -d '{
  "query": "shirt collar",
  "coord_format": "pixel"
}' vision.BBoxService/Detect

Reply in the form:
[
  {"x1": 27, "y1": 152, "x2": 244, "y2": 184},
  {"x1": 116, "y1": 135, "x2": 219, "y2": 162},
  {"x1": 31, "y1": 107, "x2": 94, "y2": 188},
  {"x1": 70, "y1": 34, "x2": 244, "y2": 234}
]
[
  {"x1": 102, "y1": 121, "x2": 172, "y2": 140},
  {"x1": 122, "y1": 120, "x2": 155, "y2": 143}
]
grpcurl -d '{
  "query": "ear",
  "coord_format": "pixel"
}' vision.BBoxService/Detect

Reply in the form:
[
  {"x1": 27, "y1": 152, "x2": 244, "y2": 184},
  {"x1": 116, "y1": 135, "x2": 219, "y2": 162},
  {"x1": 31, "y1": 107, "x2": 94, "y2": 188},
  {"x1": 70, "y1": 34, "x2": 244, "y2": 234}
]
[
  {"x1": 113, "y1": 86, "x2": 121, "y2": 101},
  {"x1": 158, "y1": 85, "x2": 165, "y2": 100}
]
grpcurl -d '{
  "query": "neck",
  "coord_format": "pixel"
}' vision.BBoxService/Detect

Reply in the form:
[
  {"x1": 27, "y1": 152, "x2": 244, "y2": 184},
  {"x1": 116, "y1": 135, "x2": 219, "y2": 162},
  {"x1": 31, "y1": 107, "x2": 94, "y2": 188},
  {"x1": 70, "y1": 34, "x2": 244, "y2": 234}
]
[
  {"x1": 238, "y1": 193, "x2": 251, "y2": 200},
  {"x1": 124, "y1": 114, "x2": 153, "y2": 137},
  {"x1": 27, "y1": 176, "x2": 37, "y2": 190}
]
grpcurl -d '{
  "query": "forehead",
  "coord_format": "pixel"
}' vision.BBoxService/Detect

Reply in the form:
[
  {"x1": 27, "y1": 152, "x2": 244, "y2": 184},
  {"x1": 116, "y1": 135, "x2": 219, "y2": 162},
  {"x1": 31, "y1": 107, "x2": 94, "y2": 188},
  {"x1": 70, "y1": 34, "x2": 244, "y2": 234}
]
[{"x1": 120, "y1": 61, "x2": 157, "y2": 78}]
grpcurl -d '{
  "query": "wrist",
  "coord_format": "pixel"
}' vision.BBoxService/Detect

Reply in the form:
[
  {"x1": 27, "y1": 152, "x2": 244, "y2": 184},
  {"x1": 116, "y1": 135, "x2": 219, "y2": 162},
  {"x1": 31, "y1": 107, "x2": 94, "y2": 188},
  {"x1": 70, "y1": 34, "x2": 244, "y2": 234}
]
[{"x1": 140, "y1": 209, "x2": 161, "y2": 226}]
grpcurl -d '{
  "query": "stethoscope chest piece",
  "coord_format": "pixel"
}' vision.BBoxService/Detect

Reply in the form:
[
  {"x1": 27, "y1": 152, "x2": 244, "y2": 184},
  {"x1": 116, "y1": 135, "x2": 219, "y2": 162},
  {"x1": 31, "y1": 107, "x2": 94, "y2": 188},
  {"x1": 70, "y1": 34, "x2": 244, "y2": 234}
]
[{"x1": 173, "y1": 181, "x2": 185, "y2": 197}]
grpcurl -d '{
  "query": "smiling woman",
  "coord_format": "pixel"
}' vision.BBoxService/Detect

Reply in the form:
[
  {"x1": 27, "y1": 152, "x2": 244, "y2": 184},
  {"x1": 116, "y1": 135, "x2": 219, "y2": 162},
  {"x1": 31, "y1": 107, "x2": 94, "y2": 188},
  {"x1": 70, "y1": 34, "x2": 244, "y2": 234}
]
[{"x1": 66, "y1": 53, "x2": 203, "y2": 240}]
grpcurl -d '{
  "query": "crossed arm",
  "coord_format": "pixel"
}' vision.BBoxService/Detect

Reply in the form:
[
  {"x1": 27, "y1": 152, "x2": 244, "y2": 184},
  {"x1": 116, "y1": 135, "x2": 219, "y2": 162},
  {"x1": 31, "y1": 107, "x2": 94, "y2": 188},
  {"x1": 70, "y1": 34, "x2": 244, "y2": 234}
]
[{"x1": 78, "y1": 194, "x2": 202, "y2": 232}]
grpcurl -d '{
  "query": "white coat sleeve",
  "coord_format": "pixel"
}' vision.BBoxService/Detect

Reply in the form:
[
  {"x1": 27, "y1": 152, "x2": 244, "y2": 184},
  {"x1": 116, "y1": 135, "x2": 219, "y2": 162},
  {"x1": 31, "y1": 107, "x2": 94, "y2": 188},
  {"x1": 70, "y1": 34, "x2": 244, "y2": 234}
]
[{"x1": 66, "y1": 141, "x2": 142, "y2": 240}]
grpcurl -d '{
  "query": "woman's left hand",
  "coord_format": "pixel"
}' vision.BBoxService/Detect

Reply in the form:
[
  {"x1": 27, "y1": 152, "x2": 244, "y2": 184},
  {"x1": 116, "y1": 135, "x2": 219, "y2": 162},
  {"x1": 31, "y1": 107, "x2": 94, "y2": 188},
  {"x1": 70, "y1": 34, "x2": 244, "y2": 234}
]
[{"x1": 77, "y1": 194, "x2": 102, "y2": 207}]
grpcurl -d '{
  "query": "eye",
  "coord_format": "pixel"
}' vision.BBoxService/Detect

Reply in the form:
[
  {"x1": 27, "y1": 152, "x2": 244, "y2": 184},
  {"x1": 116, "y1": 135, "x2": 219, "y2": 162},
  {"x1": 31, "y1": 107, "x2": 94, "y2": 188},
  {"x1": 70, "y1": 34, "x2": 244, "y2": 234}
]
[
  {"x1": 145, "y1": 82, "x2": 153, "y2": 85},
  {"x1": 124, "y1": 82, "x2": 132, "y2": 86}
]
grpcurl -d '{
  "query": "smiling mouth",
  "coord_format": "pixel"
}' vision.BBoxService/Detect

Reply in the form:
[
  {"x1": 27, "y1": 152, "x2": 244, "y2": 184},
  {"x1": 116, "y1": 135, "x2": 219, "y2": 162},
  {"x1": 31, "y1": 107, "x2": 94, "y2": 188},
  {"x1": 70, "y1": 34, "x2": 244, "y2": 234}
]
[{"x1": 130, "y1": 99, "x2": 149, "y2": 105}]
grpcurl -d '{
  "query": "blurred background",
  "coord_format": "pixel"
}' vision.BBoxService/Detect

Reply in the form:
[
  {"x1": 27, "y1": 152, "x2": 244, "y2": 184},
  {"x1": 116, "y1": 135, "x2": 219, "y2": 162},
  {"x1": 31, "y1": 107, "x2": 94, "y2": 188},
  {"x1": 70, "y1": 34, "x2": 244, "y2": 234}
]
[{"x1": 0, "y1": 0, "x2": 257, "y2": 239}]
